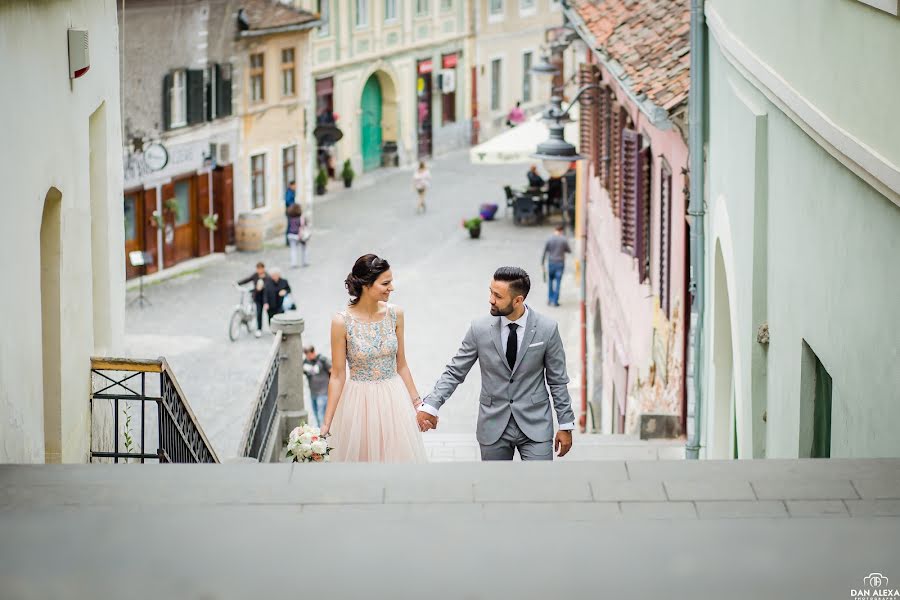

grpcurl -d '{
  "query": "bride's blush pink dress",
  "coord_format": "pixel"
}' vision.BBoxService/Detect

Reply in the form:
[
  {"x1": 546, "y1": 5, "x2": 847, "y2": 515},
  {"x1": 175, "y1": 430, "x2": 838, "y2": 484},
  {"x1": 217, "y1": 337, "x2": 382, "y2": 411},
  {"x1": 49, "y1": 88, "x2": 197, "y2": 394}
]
[{"x1": 330, "y1": 305, "x2": 427, "y2": 463}]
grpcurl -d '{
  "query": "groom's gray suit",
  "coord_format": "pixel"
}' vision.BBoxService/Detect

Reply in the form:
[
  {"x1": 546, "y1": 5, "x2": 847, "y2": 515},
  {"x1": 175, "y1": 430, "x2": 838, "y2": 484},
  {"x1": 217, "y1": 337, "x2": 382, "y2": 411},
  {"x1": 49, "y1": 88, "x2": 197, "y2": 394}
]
[{"x1": 422, "y1": 306, "x2": 575, "y2": 460}]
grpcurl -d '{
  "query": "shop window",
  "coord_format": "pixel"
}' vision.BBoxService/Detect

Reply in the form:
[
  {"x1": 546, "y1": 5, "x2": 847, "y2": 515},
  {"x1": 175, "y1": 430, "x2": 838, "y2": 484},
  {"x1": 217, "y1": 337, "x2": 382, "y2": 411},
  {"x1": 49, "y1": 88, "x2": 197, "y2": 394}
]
[
  {"x1": 174, "y1": 181, "x2": 191, "y2": 226},
  {"x1": 124, "y1": 195, "x2": 137, "y2": 242}
]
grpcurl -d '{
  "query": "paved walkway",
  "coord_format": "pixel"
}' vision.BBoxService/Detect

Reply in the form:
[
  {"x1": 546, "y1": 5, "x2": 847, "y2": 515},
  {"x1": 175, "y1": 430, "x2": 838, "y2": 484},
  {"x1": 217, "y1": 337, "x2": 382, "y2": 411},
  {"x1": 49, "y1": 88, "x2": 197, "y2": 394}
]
[
  {"x1": 2, "y1": 460, "x2": 898, "y2": 599},
  {"x1": 124, "y1": 151, "x2": 632, "y2": 460}
]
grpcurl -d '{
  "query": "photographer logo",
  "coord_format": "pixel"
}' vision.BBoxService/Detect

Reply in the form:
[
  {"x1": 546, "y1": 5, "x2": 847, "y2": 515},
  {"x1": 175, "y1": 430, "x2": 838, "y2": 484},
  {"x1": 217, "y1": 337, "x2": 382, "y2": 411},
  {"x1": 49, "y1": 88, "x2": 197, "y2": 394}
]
[{"x1": 852, "y1": 573, "x2": 900, "y2": 598}]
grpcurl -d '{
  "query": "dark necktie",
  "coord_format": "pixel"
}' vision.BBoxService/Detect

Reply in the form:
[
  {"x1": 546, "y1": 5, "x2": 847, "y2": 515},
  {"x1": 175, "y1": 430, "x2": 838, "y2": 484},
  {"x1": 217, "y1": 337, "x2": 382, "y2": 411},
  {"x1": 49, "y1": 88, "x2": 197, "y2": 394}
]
[{"x1": 506, "y1": 323, "x2": 519, "y2": 370}]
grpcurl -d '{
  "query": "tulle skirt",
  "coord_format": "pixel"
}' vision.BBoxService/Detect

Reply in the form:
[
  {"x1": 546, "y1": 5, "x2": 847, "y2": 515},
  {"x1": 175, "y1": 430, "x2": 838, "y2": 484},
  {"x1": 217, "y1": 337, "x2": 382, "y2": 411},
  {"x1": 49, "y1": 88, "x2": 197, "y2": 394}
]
[{"x1": 330, "y1": 376, "x2": 428, "y2": 463}]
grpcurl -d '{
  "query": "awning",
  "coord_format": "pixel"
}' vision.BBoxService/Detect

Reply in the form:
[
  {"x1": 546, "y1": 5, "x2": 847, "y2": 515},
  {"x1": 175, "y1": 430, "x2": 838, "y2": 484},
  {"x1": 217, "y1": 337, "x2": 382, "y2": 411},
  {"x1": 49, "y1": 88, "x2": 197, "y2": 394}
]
[{"x1": 469, "y1": 108, "x2": 580, "y2": 165}]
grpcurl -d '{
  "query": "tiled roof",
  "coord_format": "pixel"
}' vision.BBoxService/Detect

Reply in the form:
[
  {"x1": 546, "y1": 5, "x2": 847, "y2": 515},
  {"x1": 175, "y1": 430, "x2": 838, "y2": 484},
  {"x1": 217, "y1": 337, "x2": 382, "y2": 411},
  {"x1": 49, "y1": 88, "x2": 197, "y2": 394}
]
[
  {"x1": 569, "y1": 0, "x2": 690, "y2": 112},
  {"x1": 239, "y1": 0, "x2": 318, "y2": 32}
]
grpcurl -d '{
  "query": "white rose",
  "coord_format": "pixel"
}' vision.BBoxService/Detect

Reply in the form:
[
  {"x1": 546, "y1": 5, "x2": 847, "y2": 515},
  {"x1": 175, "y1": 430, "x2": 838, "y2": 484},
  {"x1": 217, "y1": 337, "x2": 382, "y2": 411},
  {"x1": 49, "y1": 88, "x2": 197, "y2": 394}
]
[
  {"x1": 311, "y1": 440, "x2": 327, "y2": 455},
  {"x1": 288, "y1": 427, "x2": 303, "y2": 445},
  {"x1": 299, "y1": 432, "x2": 313, "y2": 445},
  {"x1": 299, "y1": 443, "x2": 312, "y2": 456}
]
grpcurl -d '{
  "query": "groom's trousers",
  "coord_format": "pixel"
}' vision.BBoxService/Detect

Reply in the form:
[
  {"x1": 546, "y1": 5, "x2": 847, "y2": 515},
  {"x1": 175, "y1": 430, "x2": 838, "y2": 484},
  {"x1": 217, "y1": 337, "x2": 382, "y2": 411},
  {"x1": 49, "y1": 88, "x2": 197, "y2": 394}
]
[{"x1": 480, "y1": 414, "x2": 553, "y2": 461}]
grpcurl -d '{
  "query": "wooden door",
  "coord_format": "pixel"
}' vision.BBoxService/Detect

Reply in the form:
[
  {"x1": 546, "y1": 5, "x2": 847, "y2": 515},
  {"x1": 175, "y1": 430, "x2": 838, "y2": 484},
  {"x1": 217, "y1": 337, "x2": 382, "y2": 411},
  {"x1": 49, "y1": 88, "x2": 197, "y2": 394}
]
[
  {"x1": 161, "y1": 181, "x2": 176, "y2": 268},
  {"x1": 360, "y1": 75, "x2": 383, "y2": 171},
  {"x1": 197, "y1": 171, "x2": 211, "y2": 257},
  {"x1": 142, "y1": 188, "x2": 160, "y2": 274},
  {"x1": 170, "y1": 177, "x2": 198, "y2": 265},
  {"x1": 213, "y1": 164, "x2": 234, "y2": 250},
  {"x1": 123, "y1": 191, "x2": 144, "y2": 280}
]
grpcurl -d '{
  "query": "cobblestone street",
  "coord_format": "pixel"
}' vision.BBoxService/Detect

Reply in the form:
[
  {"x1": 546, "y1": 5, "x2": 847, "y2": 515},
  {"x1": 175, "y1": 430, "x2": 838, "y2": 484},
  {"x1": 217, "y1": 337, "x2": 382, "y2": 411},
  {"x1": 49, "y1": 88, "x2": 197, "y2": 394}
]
[{"x1": 125, "y1": 151, "x2": 588, "y2": 459}]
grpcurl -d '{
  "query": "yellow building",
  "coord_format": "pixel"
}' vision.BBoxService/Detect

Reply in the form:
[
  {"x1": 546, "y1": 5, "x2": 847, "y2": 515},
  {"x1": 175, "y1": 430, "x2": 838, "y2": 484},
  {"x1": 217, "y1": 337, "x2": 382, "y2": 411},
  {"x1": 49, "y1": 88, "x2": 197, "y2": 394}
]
[{"x1": 236, "y1": 1, "x2": 320, "y2": 237}]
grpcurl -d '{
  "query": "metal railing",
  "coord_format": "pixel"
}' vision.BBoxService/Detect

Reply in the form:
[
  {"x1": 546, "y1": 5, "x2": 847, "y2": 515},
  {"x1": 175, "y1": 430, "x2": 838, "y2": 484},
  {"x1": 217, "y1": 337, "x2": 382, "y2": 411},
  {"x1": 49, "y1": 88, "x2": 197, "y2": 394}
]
[
  {"x1": 90, "y1": 357, "x2": 219, "y2": 463},
  {"x1": 239, "y1": 332, "x2": 283, "y2": 460}
]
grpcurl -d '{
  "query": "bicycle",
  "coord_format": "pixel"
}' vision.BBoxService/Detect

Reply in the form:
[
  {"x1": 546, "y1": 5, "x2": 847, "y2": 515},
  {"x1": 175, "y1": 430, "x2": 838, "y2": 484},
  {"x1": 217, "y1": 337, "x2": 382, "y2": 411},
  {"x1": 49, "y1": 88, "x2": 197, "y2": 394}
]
[{"x1": 228, "y1": 284, "x2": 258, "y2": 342}]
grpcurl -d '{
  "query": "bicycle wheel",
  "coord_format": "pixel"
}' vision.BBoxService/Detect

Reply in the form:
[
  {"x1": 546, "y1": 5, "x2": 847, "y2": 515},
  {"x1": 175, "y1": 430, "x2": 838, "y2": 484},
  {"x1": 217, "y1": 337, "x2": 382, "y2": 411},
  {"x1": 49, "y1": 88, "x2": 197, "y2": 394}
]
[{"x1": 228, "y1": 309, "x2": 244, "y2": 342}]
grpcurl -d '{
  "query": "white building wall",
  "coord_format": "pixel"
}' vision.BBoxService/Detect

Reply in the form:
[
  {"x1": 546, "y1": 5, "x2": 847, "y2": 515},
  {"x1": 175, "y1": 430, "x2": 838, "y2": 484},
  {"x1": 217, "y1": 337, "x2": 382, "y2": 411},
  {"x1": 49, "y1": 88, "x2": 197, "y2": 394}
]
[{"x1": 0, "y1": 0, "x2": 124, "y2": 463}]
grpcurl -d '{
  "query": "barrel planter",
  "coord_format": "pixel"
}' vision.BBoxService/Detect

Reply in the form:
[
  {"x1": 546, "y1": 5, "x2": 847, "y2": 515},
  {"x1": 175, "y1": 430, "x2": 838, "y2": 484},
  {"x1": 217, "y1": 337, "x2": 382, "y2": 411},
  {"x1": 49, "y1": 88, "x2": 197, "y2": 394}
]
[{"x1": 235, "y1": 212, "x2": 264, "y2": 252}]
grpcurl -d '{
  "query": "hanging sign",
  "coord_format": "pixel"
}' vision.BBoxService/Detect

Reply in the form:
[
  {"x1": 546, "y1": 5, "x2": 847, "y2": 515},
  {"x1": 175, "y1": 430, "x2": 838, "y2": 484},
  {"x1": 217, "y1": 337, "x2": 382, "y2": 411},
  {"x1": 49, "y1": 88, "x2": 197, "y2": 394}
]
[
  {"x1": 442, "y1": 54, "x2": 457, "y2": 69},
  {"x1": 417, "y1": 59, "x2": 433, "y2": 74}
]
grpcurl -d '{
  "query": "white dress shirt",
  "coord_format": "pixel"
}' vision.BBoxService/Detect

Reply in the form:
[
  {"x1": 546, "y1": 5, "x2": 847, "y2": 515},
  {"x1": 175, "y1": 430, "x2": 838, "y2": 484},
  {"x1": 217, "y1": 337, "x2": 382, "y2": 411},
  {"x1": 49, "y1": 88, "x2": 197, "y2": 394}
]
[{"x1": 419, "y1": 306, "x2": 575, "y2": 431}]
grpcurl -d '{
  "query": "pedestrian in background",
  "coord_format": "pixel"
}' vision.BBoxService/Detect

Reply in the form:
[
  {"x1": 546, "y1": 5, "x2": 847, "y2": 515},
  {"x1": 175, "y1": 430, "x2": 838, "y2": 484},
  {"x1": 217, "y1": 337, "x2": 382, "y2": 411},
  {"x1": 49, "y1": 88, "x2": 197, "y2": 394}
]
[
  {"x1": 286, "y1": 204, "x2": 309, "y2": 269},
  {"x1": 541, "y1": 225, "x2": 571, "y2": 307},
  {"x1": 284, "y1": 180, "x2": 296, "y2": 247},
  {"x1": 303, "y1": 345, "x2": 332, "y2": 427},
  {"x1": 237, "y1": 262, "x2": 269, "y2": 338},
  {"x1": 264, "y1": 267, "x2": 292, "y2": 325},
  {"x1": 413, "y1": 161, "x2": 431, "y2": 213},
  {"x1": 506, "y1": 101, "x2": 525, "y2": 127}
]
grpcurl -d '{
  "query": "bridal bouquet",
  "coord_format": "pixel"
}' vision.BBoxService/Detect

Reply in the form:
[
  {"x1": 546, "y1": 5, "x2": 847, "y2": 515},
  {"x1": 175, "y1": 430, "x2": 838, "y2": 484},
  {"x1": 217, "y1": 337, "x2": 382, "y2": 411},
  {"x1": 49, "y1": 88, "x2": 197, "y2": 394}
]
[{"x1": 286, "y1": 424, "x2": 331, "y2": 463}]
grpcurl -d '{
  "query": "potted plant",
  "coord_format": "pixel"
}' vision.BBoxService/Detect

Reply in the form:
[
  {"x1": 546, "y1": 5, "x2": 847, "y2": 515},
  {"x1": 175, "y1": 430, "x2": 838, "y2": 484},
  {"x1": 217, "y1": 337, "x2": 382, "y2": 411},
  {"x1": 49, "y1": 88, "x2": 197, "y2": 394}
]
[
  {"x1": 462, "y1": 216, "x2": 482, "y2": 239},
  {"x1": 315, "y1": 168, "x2": 328, "y2": 195},
  {"x1": 164, "y1": 198, "x2": 180, "y2": 222},
  {"x1": 150, "y1": 209, "x2": 164, "y2": 229},
  {"x1": 479, "y1": 203, "x2": 499, "y2": 221},
  {"x1": 202, "y1": 213, "x2": 219, "y2": 231},
  {"x1": 341, "y1": 159, "x2": 355, "y2": 188}
]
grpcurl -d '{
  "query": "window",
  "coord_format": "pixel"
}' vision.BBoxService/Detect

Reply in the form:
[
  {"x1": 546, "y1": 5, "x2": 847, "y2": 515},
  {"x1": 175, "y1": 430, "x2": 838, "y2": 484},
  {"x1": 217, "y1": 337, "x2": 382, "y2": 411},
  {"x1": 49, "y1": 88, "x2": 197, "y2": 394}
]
[
  {"x1": 522, "y1": 51, "x2": 533, "y2": 103},
  {"x1": 169, "y1": 69, "x2": 187, "y2": 128},
  {"x1": 658, "y1": 162, "x2": 672, "y2": 316},
  {"x1": 250, "y1": 53, "x2": 264, "y2": 103},
  {"x1": 318, "y1": 0, "x2": 330, "y2": 35},
  {"x1": 416, "y1": 0, "x2": 430, "y2": 15},
  {"x1": 281, "y1": 48, "x2": 295, "y2": 96},
  {"x1": 385, "y1": 0, "x2": 398, "y2": 20},
  {"x1": 489, "y1": 0, "x2": 503, "y2": 15},
  {"x1": 490, "y1": 58, "x2": 502, "y2": 111},
  {"x1": 440, "y1": 0, "x2": 453, "y2": 10},
  {"x1": 800, "y1": 341, "x2": 833, "y2": 458},
  {"x1": 355, "y1": 0, "x2": 369, "y2": 27},
  {"x1": 123, "y1": 195, "x2": 137, "y2": 242},
  {"x1": 519, "y1": 0, "x2": 535, "y2": 12},
  {"x1": 173, "y1": 180, "x2": 191, "y2": 226},
  {"x1": 282, "y1": 146, "x2": 296, "y2": 196},
  {"x1": 206, "y1": 63, "x2": 233, "y2": 120},
  {"x1": 251, "y1": 154, "x2": 266, "y2": 209}
]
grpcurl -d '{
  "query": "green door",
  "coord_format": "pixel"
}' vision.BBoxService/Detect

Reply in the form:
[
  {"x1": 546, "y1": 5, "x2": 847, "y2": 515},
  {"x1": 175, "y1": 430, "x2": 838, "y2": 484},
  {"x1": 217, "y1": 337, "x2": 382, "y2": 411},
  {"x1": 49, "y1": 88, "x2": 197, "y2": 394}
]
[{"x1": 360, "y1": 75, "x2": 383, "y2": 172}]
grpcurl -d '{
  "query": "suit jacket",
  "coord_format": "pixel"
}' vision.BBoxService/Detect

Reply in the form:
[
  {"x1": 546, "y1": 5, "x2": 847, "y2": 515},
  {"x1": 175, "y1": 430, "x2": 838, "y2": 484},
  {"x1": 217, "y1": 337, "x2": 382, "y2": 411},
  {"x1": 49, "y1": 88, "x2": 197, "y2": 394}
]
[{"x1": 424, "y1": 307, "x2": 574, "y2": 445}]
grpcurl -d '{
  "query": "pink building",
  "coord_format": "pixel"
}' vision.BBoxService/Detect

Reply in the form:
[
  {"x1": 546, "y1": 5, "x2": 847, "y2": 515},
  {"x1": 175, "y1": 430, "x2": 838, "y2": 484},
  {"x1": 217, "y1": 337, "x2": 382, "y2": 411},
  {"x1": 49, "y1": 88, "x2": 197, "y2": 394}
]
[{"x1": 567, "y1": 0, "x2": 690, "y2": 437}]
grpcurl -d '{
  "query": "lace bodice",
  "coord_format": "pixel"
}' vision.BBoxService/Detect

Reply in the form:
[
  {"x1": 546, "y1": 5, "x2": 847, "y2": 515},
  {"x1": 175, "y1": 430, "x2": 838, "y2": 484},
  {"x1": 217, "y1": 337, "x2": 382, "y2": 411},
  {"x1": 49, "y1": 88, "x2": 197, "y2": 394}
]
[{"x1": 342, "y1": 305, "x2": 399, "y2": 382}]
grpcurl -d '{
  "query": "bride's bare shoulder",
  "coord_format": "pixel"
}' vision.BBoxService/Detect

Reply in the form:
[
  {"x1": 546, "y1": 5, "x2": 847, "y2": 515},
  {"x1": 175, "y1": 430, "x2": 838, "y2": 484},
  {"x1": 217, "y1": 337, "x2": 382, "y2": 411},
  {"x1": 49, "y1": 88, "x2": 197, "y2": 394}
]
[{"x1": 331, "y1": 311, "x2": 349, "y2": 328}]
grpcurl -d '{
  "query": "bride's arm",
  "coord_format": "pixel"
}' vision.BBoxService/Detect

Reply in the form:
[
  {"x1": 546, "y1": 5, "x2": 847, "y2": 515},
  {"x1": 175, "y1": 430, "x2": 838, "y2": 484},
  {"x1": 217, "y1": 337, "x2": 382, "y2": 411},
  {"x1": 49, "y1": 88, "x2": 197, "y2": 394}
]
[
  {"x1": 320, "y1": 314, "x2": 347, "y2": 436},
  {"x1": 394, "y1": 307, "x2": 421, "y2": 408}
]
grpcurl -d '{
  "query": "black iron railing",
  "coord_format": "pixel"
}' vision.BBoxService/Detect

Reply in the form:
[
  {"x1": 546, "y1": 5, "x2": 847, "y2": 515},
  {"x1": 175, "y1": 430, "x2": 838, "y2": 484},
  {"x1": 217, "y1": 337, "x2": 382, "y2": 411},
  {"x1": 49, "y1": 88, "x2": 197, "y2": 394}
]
[
  {"x1": 240, "y1": 332, "x2": 282, "y2": 460},
  {"x1": 90, "y1": 357, "x2": 219, "y2": 463}
]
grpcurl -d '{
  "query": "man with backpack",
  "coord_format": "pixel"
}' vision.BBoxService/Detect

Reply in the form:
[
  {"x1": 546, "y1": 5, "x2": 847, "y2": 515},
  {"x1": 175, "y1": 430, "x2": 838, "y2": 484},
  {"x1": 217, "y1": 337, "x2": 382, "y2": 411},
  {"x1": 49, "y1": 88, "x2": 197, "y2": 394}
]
[{"x1": 303, "y1": 345, "x2": 331, "y2": 427}]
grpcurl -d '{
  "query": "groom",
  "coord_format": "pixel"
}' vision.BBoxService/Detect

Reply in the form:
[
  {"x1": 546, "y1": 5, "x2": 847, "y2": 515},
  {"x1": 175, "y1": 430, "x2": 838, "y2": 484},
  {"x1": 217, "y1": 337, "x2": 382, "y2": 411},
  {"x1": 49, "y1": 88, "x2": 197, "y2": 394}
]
[{"x1": 417, "y1": 267, "x2": 574, "y2": 460}]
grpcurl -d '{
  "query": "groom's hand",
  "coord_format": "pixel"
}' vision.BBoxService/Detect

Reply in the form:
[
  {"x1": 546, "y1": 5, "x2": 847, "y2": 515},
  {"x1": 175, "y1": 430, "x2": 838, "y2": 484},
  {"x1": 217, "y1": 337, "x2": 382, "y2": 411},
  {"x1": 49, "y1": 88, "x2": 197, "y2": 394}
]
[
  {"x1": 554, "y1": 430, "x2": 573, "y2": 457},
  {"x1": 417, "y1": 411, "x2": 438, "y2": 432}
]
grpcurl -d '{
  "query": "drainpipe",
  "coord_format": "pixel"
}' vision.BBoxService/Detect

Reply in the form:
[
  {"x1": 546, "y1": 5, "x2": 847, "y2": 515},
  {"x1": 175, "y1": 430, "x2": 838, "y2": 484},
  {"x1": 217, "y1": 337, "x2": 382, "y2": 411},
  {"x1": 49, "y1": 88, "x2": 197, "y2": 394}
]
[{"x1": 685, "y1": 0, "x2": 706, "y2": 459}]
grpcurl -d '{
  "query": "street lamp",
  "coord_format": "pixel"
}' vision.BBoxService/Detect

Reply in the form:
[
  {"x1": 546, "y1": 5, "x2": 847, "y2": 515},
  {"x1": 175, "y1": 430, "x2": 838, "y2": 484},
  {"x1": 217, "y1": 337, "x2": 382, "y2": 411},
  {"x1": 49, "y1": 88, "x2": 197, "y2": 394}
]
[
  {"x1": 529, "y1": 84, "x2": 596, "y2": 176},
  {"x1": 531, "y1": 53, "x2": 559, "y2": 88}
]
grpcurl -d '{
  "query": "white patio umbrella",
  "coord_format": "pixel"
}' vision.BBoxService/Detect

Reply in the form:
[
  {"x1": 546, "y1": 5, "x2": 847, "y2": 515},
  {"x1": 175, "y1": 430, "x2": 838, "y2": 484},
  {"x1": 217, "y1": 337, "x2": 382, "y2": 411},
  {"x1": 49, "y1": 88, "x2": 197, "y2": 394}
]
[{"x1": 469, "y1": 107, "x2": 580, "y2": 166}]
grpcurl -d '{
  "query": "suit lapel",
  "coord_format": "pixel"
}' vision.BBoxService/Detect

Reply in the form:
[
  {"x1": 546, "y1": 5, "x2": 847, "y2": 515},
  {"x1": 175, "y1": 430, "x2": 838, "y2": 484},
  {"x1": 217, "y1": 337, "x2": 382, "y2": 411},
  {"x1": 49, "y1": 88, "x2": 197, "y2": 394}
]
[
  {"x1": 510, "y1": 309, "x2": 539, "y2": 376},
  {"x1": 491, "y1": 318, "x2": 509, "y2": 370}
]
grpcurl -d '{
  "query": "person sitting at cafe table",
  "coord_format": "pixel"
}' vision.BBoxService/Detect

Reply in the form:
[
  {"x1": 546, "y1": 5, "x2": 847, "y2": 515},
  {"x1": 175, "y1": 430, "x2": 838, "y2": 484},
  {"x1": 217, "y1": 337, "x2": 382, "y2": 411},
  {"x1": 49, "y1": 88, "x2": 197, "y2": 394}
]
[{"x1": 527, "y1": 164, "x2": 545, "y2": 191}]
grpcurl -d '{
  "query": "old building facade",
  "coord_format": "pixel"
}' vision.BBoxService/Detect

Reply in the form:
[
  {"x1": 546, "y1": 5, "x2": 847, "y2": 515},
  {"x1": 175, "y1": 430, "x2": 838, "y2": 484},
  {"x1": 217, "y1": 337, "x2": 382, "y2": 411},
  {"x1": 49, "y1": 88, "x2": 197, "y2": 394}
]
[{"x1": 567, "y1": 0, "x2": 691, "y2": 438}]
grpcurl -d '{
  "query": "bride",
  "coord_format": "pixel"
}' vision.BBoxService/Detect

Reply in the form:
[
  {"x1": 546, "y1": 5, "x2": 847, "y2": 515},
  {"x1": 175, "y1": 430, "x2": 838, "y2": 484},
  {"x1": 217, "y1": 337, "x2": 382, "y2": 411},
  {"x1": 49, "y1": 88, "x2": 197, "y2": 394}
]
[{"x1": 320, "y1": 254, "x2": 429, "y2": 462}]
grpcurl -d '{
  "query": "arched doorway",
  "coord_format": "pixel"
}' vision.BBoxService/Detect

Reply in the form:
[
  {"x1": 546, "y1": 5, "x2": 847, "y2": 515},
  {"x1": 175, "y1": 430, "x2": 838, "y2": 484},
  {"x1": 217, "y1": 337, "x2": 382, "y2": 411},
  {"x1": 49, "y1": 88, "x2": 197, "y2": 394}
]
[
  {"x1": 360, "y1": 75, "x2": 383, "y2": 171},
  {"x1": 711, "y1": 240, "x2": 736, "y2": 458},
  {"x1": 41, "y1": 187, "x2": 63, "y2": 463}
]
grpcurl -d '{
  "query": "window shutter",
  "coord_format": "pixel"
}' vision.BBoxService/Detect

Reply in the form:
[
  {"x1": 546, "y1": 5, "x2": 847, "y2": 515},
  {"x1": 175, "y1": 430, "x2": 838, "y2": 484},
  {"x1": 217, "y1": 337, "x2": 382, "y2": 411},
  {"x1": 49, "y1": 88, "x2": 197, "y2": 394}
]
[
  {"x1": 162, "y1": 72, "x2": 173, "y2": 131},
  {"x1": 578, "y1": 64, "x2": 594, "y2": 169},
  {"x1": 637, "y1": 145, "x2": 651, "y2": 283},
  {"x1": 598, "y1": 87, "x2": 611, "y2": 189},
  {"x1": 186, "y1": 69, "x2": 205, "y2": 125},
  {"x1": 217, "y1": 63, "x2": 233, "y2": 117},
  {"x1": 611, "y1": 106, "x2": 625, "y2": 217},
  {"x1": 590, "y1": 70, "x2": 601, "y2": 176},
  {"x1": 659, "y1": 164, "x2": 672, "y2": 316},
  {"x1": 620, "y1": 128, "x2": 641, "y2": 256},
  {"x1": 206, "y1": 66, "x2": 216, "y2": 121}
]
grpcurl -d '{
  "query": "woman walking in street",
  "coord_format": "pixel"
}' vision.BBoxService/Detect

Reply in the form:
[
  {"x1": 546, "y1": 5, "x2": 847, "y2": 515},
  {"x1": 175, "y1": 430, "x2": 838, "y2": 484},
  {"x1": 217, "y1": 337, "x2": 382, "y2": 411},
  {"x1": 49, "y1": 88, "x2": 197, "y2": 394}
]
[
  {"x1": 286, "y1": 204, "x2": 309, "y2": 268},
  {"x1": 412, "y1": 161, "x2": 431, "y2": 214}
]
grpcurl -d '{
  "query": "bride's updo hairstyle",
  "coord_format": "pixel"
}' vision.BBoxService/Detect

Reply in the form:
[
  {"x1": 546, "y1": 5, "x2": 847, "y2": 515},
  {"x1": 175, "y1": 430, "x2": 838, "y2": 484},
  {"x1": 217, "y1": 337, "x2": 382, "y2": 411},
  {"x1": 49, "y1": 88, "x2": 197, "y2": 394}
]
[{"x1": 345, "y1": 254, "x2": 391, "y2": 305}]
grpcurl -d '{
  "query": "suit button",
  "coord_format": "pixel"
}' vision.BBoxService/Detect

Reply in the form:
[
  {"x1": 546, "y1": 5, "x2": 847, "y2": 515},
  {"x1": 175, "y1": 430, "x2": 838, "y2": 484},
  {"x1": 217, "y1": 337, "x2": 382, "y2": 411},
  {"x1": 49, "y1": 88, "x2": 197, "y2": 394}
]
[
  {"x1": 509, "y1": 378, "x2": 514, "y2": 383},
  {"x1": 509, "y1": 399, "x2": 513, "y2": 404}
]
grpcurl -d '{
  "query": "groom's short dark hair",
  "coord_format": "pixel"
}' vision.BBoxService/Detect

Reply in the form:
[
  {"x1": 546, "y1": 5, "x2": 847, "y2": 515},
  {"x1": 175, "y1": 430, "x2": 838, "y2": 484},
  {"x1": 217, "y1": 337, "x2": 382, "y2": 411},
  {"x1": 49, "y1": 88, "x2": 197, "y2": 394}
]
[{"x1": 493, "y1": 267, "x2": 530, "y2": 299}]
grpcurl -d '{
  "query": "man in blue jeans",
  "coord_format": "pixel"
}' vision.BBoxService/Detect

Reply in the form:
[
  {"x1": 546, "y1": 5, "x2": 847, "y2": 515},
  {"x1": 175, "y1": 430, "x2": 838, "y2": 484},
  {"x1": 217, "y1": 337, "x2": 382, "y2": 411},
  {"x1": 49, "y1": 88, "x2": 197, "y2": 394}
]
[
  {"x1": 541, "y1": 225, "x2": 571, "y2": 307},
  {"x1": 303, "y1": 345, "x2": 331, "y2": 427}
]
